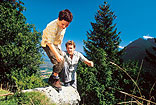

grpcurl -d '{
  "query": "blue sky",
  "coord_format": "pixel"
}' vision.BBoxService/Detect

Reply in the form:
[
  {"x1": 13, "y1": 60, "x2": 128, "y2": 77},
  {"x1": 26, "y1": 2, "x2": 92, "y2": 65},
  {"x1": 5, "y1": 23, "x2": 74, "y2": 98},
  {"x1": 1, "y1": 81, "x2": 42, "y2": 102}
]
[{"x1": 23, "y1": 0, "x2": 155, "y2": 52}]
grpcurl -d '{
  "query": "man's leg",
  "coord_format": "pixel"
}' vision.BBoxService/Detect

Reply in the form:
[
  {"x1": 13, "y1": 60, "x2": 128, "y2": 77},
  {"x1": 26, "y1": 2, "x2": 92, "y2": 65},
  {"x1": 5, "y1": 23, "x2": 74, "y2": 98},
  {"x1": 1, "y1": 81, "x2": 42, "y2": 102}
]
[
  {"x1": 59, "y1": 68, "x2": 65, "y2": 83},
  {"x1": 71, "y1": 72, "x2": 77, "y2": 89}
]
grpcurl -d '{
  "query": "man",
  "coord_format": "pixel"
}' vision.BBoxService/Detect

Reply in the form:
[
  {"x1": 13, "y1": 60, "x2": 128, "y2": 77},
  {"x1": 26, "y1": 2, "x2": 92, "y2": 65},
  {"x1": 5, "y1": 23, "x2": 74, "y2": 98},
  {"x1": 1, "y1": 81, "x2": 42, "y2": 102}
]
[
  {"x1": 60, "y1": 40, "x2": 94, "y2": 89},
  {"x1": 41, "y1": 9, "x2": 73, "y2": 89}
]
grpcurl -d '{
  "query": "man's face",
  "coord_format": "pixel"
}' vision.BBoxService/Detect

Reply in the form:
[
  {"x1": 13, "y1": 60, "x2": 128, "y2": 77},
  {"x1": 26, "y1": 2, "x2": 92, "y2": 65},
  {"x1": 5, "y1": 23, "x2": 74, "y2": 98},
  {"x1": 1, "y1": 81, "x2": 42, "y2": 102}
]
[
  {"x1": 66, "y1": 45, "x2": 75, "y2": 55},
  {"x1": 58, "y1": 19, "x2": 70, "y2": 29}
]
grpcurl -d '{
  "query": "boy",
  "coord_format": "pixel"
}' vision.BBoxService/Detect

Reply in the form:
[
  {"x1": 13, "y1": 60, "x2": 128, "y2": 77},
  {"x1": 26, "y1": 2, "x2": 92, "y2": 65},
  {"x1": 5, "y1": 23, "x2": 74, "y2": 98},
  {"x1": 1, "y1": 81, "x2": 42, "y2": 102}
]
[
  {"x1": 60, "y1": 40, "x2": 94, "y2": 89},
  {"x1": 41, "y1": 9, "x2": 73, "y2": 89}
]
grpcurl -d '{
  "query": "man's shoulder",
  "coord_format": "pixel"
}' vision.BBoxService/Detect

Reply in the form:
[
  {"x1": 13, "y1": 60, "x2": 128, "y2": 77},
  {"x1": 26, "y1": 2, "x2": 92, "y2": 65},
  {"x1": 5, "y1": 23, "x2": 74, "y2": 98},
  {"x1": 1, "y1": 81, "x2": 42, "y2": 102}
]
[
  {"x1": 62, "y1": 51, "x2": 68, "y2": 56},
  {"x1": 73, "y1": 51, "x2": 81, "y2": 55},
  {"x1": 63, "y1": 51, "x2": 68, "y2": 54}
]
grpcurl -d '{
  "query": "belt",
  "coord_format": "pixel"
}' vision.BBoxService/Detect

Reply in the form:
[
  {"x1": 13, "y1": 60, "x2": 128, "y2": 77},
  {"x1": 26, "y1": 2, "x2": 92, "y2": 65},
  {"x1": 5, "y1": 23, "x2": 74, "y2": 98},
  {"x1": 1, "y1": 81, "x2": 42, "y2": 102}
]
[{"x1": 64, "y1": 80, "x2": 75, "y2": 86}]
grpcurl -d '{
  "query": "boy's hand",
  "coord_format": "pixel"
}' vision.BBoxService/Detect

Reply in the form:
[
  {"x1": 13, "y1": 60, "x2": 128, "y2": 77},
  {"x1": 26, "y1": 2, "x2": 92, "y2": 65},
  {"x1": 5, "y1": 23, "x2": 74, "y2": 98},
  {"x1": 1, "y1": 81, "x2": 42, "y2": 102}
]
[{"x1": 56, "y1": 55, "x2": 64, "y2": 62}]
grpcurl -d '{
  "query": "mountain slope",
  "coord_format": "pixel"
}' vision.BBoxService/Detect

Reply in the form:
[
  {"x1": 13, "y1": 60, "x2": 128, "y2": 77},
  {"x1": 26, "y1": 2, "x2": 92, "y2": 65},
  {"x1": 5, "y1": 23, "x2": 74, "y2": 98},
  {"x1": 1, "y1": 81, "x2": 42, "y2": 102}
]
[{"x1": 122, "y1": 38, "x2": 156, "y2": 74}]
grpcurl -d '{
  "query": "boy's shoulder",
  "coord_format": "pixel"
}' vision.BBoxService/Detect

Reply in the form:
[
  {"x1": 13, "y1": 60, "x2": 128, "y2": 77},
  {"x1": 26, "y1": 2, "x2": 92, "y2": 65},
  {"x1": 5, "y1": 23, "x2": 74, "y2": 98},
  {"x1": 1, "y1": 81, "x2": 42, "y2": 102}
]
[{"x1": 47, "y1": 19, "x2": 58, "y2": 27}]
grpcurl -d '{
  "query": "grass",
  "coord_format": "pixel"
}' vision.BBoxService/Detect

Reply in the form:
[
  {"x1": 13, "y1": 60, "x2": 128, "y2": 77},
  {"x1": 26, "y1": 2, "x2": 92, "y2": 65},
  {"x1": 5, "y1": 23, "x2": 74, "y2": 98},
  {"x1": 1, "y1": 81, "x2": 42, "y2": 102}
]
[
  {"x1": 0, "y1": 89, "x2": 10, "y2": 95},
  {"x1": 0, "y1": 89, "x2": 55, "y2": 105},
  {"x1": 0, "y1": 89, "x2": 13, "y2": 100}
]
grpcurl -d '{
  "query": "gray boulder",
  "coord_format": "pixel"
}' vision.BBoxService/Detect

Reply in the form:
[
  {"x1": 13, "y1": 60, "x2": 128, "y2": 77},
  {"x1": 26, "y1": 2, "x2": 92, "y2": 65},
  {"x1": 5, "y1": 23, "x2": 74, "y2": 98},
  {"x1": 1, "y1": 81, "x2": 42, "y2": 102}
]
[{"x1": 22, "y1": 86, "x2": 81, "y2": 105}]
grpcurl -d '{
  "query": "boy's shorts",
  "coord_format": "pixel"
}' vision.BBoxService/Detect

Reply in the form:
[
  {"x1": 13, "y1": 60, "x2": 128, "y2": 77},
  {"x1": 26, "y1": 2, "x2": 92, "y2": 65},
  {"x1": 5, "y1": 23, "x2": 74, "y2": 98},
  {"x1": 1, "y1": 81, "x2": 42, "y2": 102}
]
[{"x1": 42, "y1": 45, "x2": 64, "y2": 73}]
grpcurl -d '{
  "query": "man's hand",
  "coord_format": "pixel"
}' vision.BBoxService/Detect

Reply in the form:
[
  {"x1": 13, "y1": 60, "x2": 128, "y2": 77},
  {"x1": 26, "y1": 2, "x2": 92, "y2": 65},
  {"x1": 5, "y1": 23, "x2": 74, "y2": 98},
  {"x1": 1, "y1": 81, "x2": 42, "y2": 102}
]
[
  {"x1": 90, "y1": 61, "x2": 94, "y2": 67},
  {"x1": 84, "y1": 60, "x2": 94, "y2": 67}
]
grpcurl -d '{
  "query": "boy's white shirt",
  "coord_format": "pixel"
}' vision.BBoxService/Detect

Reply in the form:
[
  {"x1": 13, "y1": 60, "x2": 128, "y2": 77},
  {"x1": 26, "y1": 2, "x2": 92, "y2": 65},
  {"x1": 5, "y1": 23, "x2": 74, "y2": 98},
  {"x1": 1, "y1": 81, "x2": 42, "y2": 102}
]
[{"x1": 41, "y1": 19, "x2": 66, "y2": 50}]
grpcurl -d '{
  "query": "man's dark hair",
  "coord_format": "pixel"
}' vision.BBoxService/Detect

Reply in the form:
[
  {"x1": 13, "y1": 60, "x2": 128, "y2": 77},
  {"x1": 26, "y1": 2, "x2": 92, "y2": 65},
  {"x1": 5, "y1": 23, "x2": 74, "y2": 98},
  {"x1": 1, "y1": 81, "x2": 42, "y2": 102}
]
[{"x1": 59, "y1": 9, "x2": 73, "y2": 22}]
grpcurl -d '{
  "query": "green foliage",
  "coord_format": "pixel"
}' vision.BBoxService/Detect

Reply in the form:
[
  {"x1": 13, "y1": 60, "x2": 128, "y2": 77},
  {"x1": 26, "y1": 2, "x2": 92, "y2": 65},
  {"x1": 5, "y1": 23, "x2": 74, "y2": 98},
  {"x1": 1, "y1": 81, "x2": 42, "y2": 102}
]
[
  {"x1": 137, "y1": 70, "x2": 156, "y2": 101},
  {"x1": 0, "y1": 91, "x2": 54, "y2": 105},
  {"x1": 77, "y1": 63, "x2": 105, "y2": 105},
  {"x1": 145, "y1": 38, "x2": 156, "y2": 66},
  {"x1": 12, "y1": 74, "x2": 48, "y2": 90},
  {"x1": 77, "y1": 1, "x2": 141, "y2": 104},
  {"x1": 113, "y1": 61, "x2": 140, "y2": 100},
  {"x1": 0, "y1": 0, "x2": 43, "y2": 90},
  {"x1": 78, "y1": 48, "x2": 117, "y2": 104},
  {"x1": 0, "y1": 89, "x2": 12, "y2": 100}
]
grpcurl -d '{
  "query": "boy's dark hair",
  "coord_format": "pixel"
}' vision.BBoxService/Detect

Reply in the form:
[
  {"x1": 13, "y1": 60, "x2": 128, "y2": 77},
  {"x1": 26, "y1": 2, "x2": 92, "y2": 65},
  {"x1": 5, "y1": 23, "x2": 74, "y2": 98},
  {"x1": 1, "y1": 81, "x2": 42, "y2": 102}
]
[
  {"x1": 59, "y1": 9, "x2": 73, "y2": 23},
  {"x1": 65, "y1": 40, "x2": 76, "y2": 48}
]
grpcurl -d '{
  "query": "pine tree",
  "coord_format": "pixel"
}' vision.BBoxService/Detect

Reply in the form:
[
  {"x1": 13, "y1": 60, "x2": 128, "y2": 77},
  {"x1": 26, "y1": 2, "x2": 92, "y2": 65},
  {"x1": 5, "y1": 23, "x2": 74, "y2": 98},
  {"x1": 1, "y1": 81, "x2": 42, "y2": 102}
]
[
  {"x1": 78, "y1": 1, "x2": 122, "y2": 104},
  {"x1": 0, "y1": 0, "x2": 43, "y2": 89},
  {"x1": 84, "y1": 2, "x2": 121, "y2": 62}
]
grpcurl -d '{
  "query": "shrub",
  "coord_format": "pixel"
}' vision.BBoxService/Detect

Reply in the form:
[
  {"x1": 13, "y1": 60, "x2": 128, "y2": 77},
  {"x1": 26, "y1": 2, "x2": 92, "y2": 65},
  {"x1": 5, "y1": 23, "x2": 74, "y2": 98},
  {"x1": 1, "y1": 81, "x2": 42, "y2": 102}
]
[{"x1": 12, "y1": 74, "x2": 48, "y2": 90}]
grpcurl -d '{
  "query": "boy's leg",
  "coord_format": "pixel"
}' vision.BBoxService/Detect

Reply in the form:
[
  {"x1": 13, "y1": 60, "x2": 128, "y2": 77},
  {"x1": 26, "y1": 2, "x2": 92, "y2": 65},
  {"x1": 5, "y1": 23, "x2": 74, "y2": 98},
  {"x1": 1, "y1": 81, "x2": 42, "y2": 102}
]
[{"x1": 42, "y1": 45, "x2": 64, "y2": 88}]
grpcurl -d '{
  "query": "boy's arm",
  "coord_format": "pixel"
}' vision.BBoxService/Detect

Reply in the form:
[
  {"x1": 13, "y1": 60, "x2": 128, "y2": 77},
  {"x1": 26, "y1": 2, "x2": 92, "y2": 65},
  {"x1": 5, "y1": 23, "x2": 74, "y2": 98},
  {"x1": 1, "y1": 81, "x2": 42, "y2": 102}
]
[
  {"x1": 47, "y1": 43, "x2": 63, "y2": 62},
  {"x1": 42, "y1": 20, "x2": 63, "y2": 62}
]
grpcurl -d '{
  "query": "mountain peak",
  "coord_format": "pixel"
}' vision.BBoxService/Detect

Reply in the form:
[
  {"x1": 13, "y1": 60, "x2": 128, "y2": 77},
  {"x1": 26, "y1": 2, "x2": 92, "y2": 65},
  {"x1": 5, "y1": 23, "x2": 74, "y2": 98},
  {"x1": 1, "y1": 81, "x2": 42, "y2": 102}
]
[
  {"x1": 147, "y1": 38, "x2": 156, "y2": 46},
  {"x1": 122, "y1": 37, "x2": 155, "y2": 62}
]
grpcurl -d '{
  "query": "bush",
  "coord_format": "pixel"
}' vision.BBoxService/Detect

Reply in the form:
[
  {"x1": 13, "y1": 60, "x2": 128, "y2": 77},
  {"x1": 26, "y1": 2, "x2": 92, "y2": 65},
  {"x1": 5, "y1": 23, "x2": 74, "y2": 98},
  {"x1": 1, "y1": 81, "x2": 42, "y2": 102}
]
[{"x1": 12, "y1": 74, "x2": 48, "y2": 90}]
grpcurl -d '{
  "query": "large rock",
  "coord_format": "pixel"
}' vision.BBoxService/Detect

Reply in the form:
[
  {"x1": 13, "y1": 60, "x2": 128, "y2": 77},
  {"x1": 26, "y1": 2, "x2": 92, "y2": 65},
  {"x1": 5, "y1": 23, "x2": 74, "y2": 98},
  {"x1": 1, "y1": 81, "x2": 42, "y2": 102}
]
[{"x1": 22, "y1": 86, "x2": 81, "y2": 105}]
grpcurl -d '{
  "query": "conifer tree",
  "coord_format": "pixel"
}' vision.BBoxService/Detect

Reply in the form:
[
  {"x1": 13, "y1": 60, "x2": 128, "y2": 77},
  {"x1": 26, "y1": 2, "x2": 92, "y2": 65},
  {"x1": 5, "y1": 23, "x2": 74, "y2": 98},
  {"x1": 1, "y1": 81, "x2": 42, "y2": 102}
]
[
  {"x1": 77, "y1": 1, "x2": 121, "y2": 104},
  {"x1": 84, "y1": 2, "x2": 121, "y2": 62}
]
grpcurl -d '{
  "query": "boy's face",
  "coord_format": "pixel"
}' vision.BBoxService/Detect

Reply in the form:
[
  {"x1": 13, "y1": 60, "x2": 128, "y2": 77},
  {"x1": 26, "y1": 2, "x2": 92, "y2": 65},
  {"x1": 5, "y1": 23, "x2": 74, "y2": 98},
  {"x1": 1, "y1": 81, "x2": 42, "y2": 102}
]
[
  {"x1": 58, "y1": 18, "x2": 70, "y2": 29},
  {"x1": 66, "y1": 44, "x2": 75, "y2": 55}
]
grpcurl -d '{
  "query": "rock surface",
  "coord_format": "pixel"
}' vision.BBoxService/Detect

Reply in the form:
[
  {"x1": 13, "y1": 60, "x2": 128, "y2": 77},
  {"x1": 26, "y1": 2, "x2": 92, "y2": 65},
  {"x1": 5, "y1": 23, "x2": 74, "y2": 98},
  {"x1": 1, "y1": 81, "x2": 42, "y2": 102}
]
[{"x1": 22, "y1": 86, "x2": 81, "y2": 105}]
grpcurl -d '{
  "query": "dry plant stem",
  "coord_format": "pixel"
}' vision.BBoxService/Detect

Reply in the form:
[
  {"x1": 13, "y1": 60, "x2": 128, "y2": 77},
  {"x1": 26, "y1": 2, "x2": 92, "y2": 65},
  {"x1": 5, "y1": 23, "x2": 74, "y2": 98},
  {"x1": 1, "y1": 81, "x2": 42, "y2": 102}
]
[
  {"x1": 133, "y1": 60, "x2": 143, "y2": 93},
  {"x1": 119, "y1": 90, "x2": 156, "y2": 104},
  {"x1": 117, "y1": 101, "x2": 142, "y2": 105},
  {"x1": 124, "y1": 95, "x2": 127, "y2": 105},
  {"x1": 131, "y1": 60, "x2": 144, "y2": 105},
  {"x1": 0, "y1": 84, "x2": 2, "y2": 89},
  {"x1": 30, "y1": 98, "x2": 35, "y2": 105},
  {"x1": 110, "y1": 61, "x2": 142, "y2": 97},
  {"x1": 119, "y1": 92, "x2": 143, "y2": 105},
  {"x1": 0, "y1": 93, "x2": 14, "y2": 96},
  {"x1": 109, "y1": 87, "x2": 156, "y2": 105},
  {"x1": 135, "y1": 99, "x2": 143, "y2": 105},
  {"x1": 149, "y1": 81, "x2": 156, "y2": 99},
  {"x1": 110, "y1": 61, "x2": 156, "y2": 104}
]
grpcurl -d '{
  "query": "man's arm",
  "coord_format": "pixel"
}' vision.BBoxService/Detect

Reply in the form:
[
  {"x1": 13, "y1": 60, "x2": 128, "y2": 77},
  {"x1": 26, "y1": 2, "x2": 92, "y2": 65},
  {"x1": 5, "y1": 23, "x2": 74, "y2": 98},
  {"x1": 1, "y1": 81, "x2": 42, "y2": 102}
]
[
  {"x1": 84, "y1": 60, "x2": 94, "y2": 67},
  {"x1": 79, "y1": 52, "x2": 94, "y2": 67},
  {"x1": 47, "y1": 43, "x2": 63, "y2": 62}
]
